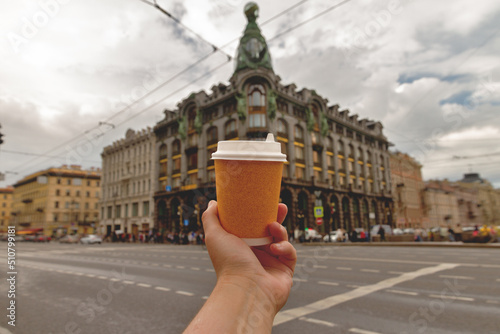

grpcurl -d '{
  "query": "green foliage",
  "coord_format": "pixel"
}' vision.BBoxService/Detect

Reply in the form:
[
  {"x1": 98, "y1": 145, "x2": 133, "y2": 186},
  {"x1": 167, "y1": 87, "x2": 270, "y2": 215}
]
[
  {"x1": 178, "y1": 115, "x2": 187, "y2": 140},
  {"x1": 194, "y1": 108, "x2": 203, "y2": 134},
  {"x1": 236, "y1": 92, "x2": 247, "y2": 121},
  {"x1": 267, "y1": 89, "x2": 277, "y2": 120}
]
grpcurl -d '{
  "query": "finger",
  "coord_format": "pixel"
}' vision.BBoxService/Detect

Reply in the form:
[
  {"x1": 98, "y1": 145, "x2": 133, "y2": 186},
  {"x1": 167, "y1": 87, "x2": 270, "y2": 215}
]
[
  {"x1": 269, "y1": 221, "x2": 288, "y2": 243},
  {"x1": 201, "y1": 201, "x2": 226, "y2": 238},
  {"x1": 270, "y1": 241, "x2": 297, "y2": 272},
  {"x1": 277, "y1": 204, "x2": 288, "y2": 224}
]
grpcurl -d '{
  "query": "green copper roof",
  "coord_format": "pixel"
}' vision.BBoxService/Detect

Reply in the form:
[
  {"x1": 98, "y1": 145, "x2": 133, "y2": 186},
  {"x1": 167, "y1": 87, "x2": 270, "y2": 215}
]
[{"x1": 234, "y1": 2, "x2": 273, "y2": 73}]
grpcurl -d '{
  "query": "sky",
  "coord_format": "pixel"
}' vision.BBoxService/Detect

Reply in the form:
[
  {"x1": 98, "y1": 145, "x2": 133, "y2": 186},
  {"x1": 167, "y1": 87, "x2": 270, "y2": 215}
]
[{"x1": 0, "y1": 0, "x2": 499, "y2": 188}]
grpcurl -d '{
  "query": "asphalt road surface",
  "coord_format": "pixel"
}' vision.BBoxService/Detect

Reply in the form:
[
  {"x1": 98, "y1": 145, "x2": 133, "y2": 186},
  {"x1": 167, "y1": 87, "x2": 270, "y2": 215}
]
[{"x1": 0, "y1": 242, "x2": 499, "y2": 334}]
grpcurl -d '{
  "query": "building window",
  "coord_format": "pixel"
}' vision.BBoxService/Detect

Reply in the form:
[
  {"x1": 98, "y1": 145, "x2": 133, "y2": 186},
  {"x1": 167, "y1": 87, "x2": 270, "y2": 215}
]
[
  {"x1": 277, "y1": 119, "x2": 287, "y2": 138},
  {"x1": 76, "y1": 190, "x2": 80, "y2": 197},
  {"x1": 57, "y1": 178, "x2": 61, "y2": 184},
  {"x1": 66, "y1": 190, "x2": 70, "y2": 196},
  {"x1": 358, "y1": 147, "x2": 364, "y2": 177},
  {"x1": 132, "y1": 203, "x2": 138, "y2": 217},
  {"x1": 56, "y1": 189, "x2": 60, "y2": 196},
  {"x1": 124, "y1": 204, "x2": 128, "y2": 218},
  {"x1": 87, "y1": 180, "x2": 90, "y2": 186},
  {"x1": 187, "y1": 107, "x2": 196, "y2": 130},
  {"x1": 116, "y1": 205, "x2": 121, "y2": 218},
  {"x1": 207, "y1": 169, "x2": 216, "y2": 182},
  {"x1": 85, "y1": 202, "x2": 89, "y2": 209},
  {"x1": 172, "y1": 140, "x2": 181, "y2": 156},
  {"x1": 86, "y1": 191, "x2": 90, "y2": 197},
  {"x1": 172, "y1": 176, "x2": 181, "y2": 189},
  {"x1": 188, "y1": 152, "x2": 198, "y2": 170},
  {"x1": 188, "y1": 132, "x2": 198, "y2": 148},
  {"x1": 313, "y1": 151, "x2": 321, "y2": 167},
  {"x1": 207, "y1": 126, "x2": 218, "y2": 146},
  {"x1": 55, "y1": 201, "x2": 59, "y2": 209},
  {"x1": 225, "y1": 120, "x2": 237, "y2": 139},
  {"x1": 295, "y1": 146, "x2": 305, "y2": 163},
  {"x1": 67, "y1": 179, "x2": 71, "y2": 185},
  {"x1": 247, "y1": 84, "x2": 266, "y2": 130},
  {"x1": 283, "y1": 164, "x2": 289, "y2": 178},
  {"x1": 295, "y1": 166, "x2": 305, "y2": 180},
  {"x1": 143, "y1": 201, "x2": 149, "y2": 216},
  {"x1": 294, "y1": 125, "x2": 304, "y2": 143},
  {"x1": 314, "y1": 170, "x2": 322, "y2": 182},
  {"x1": 73, "y1": 178, "x2": 82, "y2": 186},
  {"x1": 187, "y1": 172, "x2": 198, "y2": 185},
  {"x1": 107, "y1": 206, "x2": 112, "y2": 219}
]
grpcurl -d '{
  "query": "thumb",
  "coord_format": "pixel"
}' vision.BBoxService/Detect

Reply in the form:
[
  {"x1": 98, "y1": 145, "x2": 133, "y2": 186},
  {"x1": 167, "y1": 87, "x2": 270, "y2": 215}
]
[{"x1": 202, "y1": 201, "x2": 226, "y2": 238}]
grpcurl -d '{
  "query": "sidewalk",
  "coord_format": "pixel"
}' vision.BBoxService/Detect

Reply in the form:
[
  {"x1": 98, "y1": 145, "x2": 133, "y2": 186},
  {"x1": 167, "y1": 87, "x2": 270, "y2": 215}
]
[{"x1": 303, "y1": 241, "x2": 500, "y2": 249}]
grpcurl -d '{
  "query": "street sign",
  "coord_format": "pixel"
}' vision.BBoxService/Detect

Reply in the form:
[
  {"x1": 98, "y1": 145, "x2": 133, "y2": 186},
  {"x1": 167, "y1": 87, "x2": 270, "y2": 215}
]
[
  {"x1": 183, "y1": 219, "x2": 189, "y2": 226},
  {"x1": 369, "y1": 212, "x2": 376, "y2": 219},
  {"x1": 166, "y1": 185, "x2": 172, "y2": 192},
  {"x1": 314, "y1": 206, "x2": 324, "y2": 218},
  {"x1": 316, "y1": 217, "x2": 323, "y2": 225}
]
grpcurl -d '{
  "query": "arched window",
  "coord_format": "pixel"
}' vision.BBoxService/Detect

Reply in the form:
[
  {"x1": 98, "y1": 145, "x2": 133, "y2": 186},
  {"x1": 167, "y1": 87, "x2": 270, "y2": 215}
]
[
  {"x1": 294, "y1": 125, "x2": 304, "y2": 142},
  {"x1": 172, "y1": 140, "x2": 181, "y2": 156},
  {"x1": 277, "y1": 119, "x2": 287, "y2": 137},
  {"x1": 225, "y1": 120, "x2": 237, "y2": 139},
  {"x1": 159, "y1": 144, "x2": 167, "y2": 160},
  {"x1": 248, "y1": 84, "x2": 266, "y2": 129},
  {"x1": 207, "y1": 126, "x2": 218, "y2": 146},
  {"x1": 172, "y1": 139, "x2": 181, "y2": 175},
  {"x1": 187, "y1": 107, "x2": 196, "y2": 130}
]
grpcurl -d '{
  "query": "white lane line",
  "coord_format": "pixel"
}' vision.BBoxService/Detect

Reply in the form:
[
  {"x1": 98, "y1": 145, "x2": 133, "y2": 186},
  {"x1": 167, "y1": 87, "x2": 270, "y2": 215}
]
[
  {"x1": 56, "y1": 270, "x2": 65, "y2": 273},
  {"x1": 152, "y1": 263, "x2": 159, "y2": 267},
  {"x1": 176, "y1": 266, "x2": 185, "y2": 269},
  {"x1": 137, "y1": 283, "x2": 152, "y2": 288},
  {"x1": 496, "y1": 279, "x2": 500, "y2": 282},
  {"x1": 347, "y1": 285, "x2": 362, "y2": 289},
  {"x1": 313, "y1": 265, "x2": 327, "y2": 269},
  {"x1": 109, "y1": 278, "x2": 120, "y2": 282},
  {"x1": 155, "y1": 287, "x2": 171, "y2": 292},
  {"x1": 85, "y1": 274, "x2": 96, "y2": 278},
  {"x1": 163, "y1": 264, "x2": 172, "y2": 268},
  {"x1": 123, "y1": 280, "x2": 135, "y2": 284},
  {"x1": 318, "y1": 281, "x2": 339, "y2": 286},
  {"x1": 274, "y1": 263, "x2": 459, "y2": 327},
  {"x1": 73, "y1": 272, "x2": 84, "y2": 276},
  {"x1": 486, "y1": 300, "x2": 499, "y2": 304},
  {"x1": 299, "y1": 317, "x2": 335, "y2": 327},
  {"x1": 205, "y1": 269, "x2": 215, "y2": 272},
  {"x1": 429, "y1": 294, "x2": 474, "y2": 302},
  {"x1": 386, "y1": 289, "x2": 418, "y2": 296},
  {"x1": 202, "y1": 296, "x2": 209, "y2": 300},
  {"x1": 176, "y1": 291, "x2": 194, "y2": 296},
  {"x1": 337, "y1": 267, "x2": 352, "y2": 271},
  {"x1": 191, "y1": 257, "x2": 199, "y2": 260},
  {"x1": 439, "y1": 275, "x2": 474, "y2": 280},
  {"x1": 350, "y1": 328, "x2": 382, "y2": 334},
  {"x1": 361, "y1": 269, "x2": 380, "y2": 273},
  {"x1": 388, "y1": 271, "x2": 406, "y2": 275},
  {"x1": 293, "y1": 278, "x2": 308, "y2": 282},
  {"x1": 97, "y1": 276, "x2": 108, "y2": 280},
  {"x1": 191, "y1": 267, "x2": 200, "y2": 271}
]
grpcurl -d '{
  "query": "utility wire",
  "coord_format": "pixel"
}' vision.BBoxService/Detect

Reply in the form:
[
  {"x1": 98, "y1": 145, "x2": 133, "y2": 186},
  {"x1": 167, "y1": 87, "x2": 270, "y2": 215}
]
[
  {"x1": 422, "y1": 151, "x2": 500, "y2": 165},
  {"x1": 0, "y1": 149, "x2": 101, "y2": 164},
  {"x1": 7, "y1": 1, "x2": 312, "y2": 176}
]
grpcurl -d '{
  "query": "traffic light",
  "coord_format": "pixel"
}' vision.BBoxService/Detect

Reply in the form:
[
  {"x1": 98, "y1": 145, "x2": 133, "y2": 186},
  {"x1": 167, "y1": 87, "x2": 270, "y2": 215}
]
[{"x1": 0, "y1": 128, "x2": 3, "y2": 145}]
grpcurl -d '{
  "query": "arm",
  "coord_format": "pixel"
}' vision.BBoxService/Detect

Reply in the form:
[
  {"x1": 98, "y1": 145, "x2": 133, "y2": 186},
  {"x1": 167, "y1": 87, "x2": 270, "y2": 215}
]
[{"x1": 184, "y1": 201, "x2": 296, "y2": 333}]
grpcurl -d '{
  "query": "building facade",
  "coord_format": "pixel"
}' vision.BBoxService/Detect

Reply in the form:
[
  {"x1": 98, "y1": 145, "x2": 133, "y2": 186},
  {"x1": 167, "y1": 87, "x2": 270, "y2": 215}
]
[
  {"x1": 12, "y1": 165, "x2": 101, "y2": 236},
  {"x1": 455, "y1": 173, "x2": 500, "y2": 226},
  {"x1": 0, "y1": 187, "x2": 14, "y2": 232},
  {"x1": 152, "y1": 4, "x2": 394, "y2": 236},
  {"x1": 100, "y1": 128, "x2": 156, "y2": 237},
  {"x1": 389, "y1": 152, "x2": 428, "y2": 229}
]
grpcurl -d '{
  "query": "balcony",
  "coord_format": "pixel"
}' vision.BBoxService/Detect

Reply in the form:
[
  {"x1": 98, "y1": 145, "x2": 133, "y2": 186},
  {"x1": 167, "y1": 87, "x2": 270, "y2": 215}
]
[
  {"x1": 225, "y1": 131, "x2": 238, "y2": 140},
  {"x1": 22, "y1": 198, "x2": 33, "y2": 204}
]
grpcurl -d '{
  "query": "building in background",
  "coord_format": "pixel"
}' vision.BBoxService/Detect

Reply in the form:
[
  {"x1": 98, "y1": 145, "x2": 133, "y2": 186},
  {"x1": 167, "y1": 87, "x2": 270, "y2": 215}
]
[
  {"x1": 12, "y1": 165, "x2": 101, "y2": 236},
  {"x1": 390, "y1": 152, "x2": 428, "y2": 229},
  {"x1": 0, "y1": 186, "x2": 14, "y2": 232},
  {"x1": 100, "y1": 128, "x2": 156, "y2": 238},
  {"x1": 455, "y1": 173, "x2": 500, "y2": 226},
  {"x1": 152, "y1": 4, "x2": 393, "y2": 236}
]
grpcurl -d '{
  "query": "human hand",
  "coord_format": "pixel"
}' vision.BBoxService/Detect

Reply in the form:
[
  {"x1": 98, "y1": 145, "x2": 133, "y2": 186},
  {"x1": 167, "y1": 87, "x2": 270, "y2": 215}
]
[{"x1": 202, "y1": 200, "x2": 296, "y2": 314}]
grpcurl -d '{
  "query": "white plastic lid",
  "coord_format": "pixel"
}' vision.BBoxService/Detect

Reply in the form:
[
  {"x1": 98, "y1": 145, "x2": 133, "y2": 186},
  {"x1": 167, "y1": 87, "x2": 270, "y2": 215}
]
[{"x1": 211, "y1": 133, "x2": 287, "y2": 162}]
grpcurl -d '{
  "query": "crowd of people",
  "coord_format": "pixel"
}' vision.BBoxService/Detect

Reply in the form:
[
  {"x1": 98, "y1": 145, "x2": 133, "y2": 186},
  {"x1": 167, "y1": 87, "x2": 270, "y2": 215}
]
[{"x1": 104, "y1": 230, "x2": 205, "y2": 245}]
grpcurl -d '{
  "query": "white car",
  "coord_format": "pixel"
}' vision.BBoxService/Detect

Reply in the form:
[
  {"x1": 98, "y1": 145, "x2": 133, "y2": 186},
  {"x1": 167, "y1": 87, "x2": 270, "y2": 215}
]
[
  {"x1": 304, "y1": 229, "x2": 322, "y2": 242},
  {"x1": 80, "y1": 235, "x2": 102, "y2": 244},
  {"x1": 323, "y1": 231, "x2": 349, "y2": 242},
  {"x1": 393, "y1": 228, "x2": 404, "y2": 235}
]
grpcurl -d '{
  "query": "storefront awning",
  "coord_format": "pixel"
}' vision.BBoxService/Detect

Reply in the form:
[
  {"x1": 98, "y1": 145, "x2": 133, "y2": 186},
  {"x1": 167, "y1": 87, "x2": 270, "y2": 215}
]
[{"x1": 17, "y1": 228, "x2": 43, "y2": 235}]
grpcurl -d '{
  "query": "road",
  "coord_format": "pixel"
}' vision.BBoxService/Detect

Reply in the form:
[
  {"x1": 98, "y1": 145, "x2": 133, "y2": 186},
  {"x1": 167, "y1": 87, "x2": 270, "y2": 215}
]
[{"x1": 0, "y1": 242, "x2": 499, "y2": 334}]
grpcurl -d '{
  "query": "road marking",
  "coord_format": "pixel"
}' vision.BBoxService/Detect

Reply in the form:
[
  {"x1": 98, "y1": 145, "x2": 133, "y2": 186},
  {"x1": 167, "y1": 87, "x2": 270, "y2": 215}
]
[
  {"x1": 123, "y1": 280, "x2": 135, "y2": 284},
  {"x1": 439, "y1": 275, "x2": 474, "y2": 280},
  {"x1": 202, "y1": 296, "x2": 209, "y2": 300},
  {"x1": 85, "y1": 274, "x2": 96, "y2": 278},
  {"x1": 163, "y1": 264, "x2": 172, "y2": 268},
  {"x1": 388, "y1": 271, "x2": 405, "y2": 275},
  {"x1": 337, "y1": 267, "x2": 352, "y2": 271},
  {"x1": 152, "y1": 263, "x2": 159, "y2": 267},
  {"x1": 205, "y1": 269, "x2": 215, "y2": 272},
  {"x1": 318, "y1": 281, "x2": 339, "y2": 286},
  {"x1": 347, "y1": 285, "x2": 362, "y2": 288},
  {"x1": 191, "y1": 257, "x2": 199, "y2": 260},
  {"x1": 56, "y1": 270, "x2": 65, "y2": 273},
  {"x1": 313, "y1": 265, "x2": 327, "y2": 269},
  {"x1": 361, "y1": 269, "x2": 380, "y2": 273},
  {"x1": 299, "y1": 317, "x2": 335, "y2": 327},
  {"x1": 191, "y1": 267, "x2": 200, "y2": 271},
  {"x1": 137, "y1": 283, "x2": 152, "y2": 288},
  {"x1": 274, "y1": 263, "x2": 459, "y2": 326},
  {"x1": 386, "y1": 289, "x2": 418, "y2": 296},
  {"x1": 73, "y1": 272, "x2": 84, "y2": 276},
  {"x1": 496, "y1": 279, "x2": 500, "y2": 282},
  {"x1": 429, "y1": 294, "x2": 474, "y2": 302},
  {"x1": 293, "y1": 278, "x2": 308, "y2": 282},
  {"x1": 350, "y1": 328, "x2": 382, "y2": 334},
  {"x1": 486, "y1": 300, "x2": 499, "y2": 304},
  {"x1": 110, "y1": 278, "x2": 120, "y2": 282},
  {"x1": 155, "y1": 287, "x2": 171, "y2": 292},
  {"x1": 176, "y1": 291, "x2": 194, "y2": 296},
  {"x1": 97, "y1": 276, "x2": 108, "y2": 280}
]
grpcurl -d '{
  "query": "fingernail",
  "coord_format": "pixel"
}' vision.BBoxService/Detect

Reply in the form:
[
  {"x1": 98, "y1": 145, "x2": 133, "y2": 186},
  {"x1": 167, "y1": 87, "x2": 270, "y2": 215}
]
[{"x1": 208, "y1": 200, "x2": 215, "y2": 207}]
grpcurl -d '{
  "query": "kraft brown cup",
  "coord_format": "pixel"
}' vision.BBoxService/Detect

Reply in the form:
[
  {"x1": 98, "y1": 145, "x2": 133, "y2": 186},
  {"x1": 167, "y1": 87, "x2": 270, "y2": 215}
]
[{"x1": 212, "y1": 134, "x2": 287, "y2": 246}]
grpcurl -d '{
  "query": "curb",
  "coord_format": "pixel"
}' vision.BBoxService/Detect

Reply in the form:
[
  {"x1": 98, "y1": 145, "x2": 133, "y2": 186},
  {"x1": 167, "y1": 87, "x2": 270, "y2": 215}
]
[{"x1": 301, "y1": 242, "x2": 500, "y2": 249}]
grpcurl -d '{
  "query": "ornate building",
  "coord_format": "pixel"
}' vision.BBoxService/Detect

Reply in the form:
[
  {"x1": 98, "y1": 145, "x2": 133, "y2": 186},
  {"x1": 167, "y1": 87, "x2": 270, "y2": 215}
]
[
  {"x1": 11, "y1": 165, "x2": 101, "y2": 236},
  {"x1": 100, "y1": 128, "x2": 156, "y2": 237},
  {"x1": 153, "y1": 3, "x2": 393, "y2": 235},
  {"x1": 0, "y1": 186, "x2": 14, "y2": 233}
]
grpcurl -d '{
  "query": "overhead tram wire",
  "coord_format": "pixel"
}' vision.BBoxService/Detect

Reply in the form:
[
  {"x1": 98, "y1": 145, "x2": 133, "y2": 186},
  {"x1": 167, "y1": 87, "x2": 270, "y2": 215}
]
[
  {"x1": 1, "y1": 149, "x2": 101, "y2": 164},
  {"x1": 8, "y1": 1, "x2": 313, "y2": 177}
]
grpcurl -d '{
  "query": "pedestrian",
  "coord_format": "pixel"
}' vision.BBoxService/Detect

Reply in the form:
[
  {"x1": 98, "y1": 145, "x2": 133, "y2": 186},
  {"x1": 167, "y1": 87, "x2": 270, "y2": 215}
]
[
  {"x1": 359, "y1": 230, "x2": 366, "y2": 242},
  {"x1": 183, "y1": 200, "x2": 296, "y2": 333},
  {"x1": 447, "y1": 226, "x2": 455, "y2": 242},
  {"x1": 378, "y1": 225, "x2": 385, "y2": 242},
  {"x1": 350, "y1": 229, "x2": 358, "y2": 242}
]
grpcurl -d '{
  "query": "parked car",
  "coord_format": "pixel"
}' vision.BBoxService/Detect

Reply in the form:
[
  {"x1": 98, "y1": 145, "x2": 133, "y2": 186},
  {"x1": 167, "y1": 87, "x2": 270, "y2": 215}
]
[
  {"x1": 24, "y1": 235, "x2": 37, "y2": 242},
  {"x1": 304, "y1": 229, "x2": 322, "y2": 242},
  {"x1": 80, "y1": 235, "x2": 102, "y2": 244},
  {"x1": 36, "y1": 235, "x2": 51, "y2": 242},
  {"x1": 403, "y1": 228, "x2": 415, "y2": 235},
  {"x1": 393, "y1": 228, "x2": 404, "y2": 235},
  {"x1": 59, "y1": 235, "x2": 80, "y2": 244},
  {"x1": 323, "y1": 230, "x2": 349, "y2": 242}
]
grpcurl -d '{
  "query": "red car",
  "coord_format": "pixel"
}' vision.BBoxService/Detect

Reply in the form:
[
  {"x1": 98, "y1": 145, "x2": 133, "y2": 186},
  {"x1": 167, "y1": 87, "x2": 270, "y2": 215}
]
[{"x1": 36, "y1": 235, "x2": 51, "y2": 242}]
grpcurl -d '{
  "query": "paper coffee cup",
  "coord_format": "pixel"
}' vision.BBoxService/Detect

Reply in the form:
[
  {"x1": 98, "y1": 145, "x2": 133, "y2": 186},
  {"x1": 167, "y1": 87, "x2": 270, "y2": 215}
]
[{"x1": 212, "y1": 133, "x2": 287, "y2": 246}]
